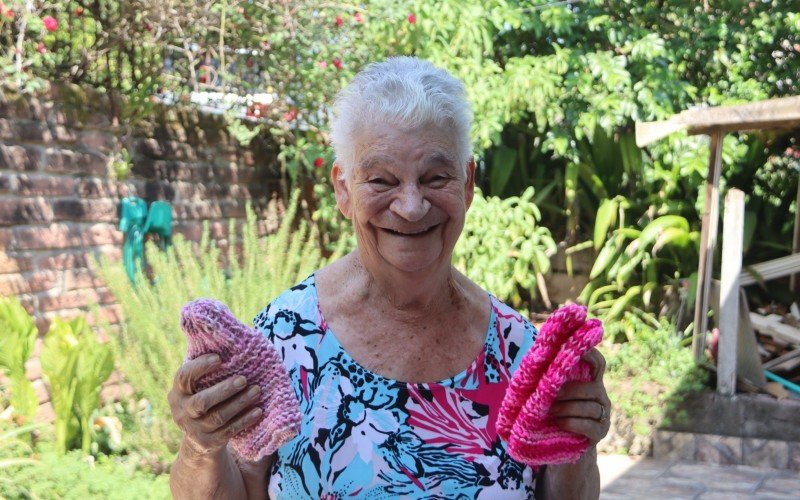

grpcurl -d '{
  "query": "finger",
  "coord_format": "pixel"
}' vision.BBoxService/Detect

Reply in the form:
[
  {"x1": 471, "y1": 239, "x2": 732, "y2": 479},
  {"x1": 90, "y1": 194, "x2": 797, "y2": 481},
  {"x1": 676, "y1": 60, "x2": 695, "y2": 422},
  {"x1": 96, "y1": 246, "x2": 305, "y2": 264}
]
[
  {"x1": 218, "y1": 406, "x2": 264, "y2": 439},
  {"x1": 201, "y1": 384, "x2": 261, "y2": 431},
  {"x1": 187, "y1": 375, "x2": 250, "y2": 419},
  {"x1": 550, "y1": 399, "x2": 605, "y2": 420},
  {"x1": 557, "y1": 381, "x2": 608, "y2": 402},
  {"x1": 581, "y1": 348, "x2": 606, "y2": 380},
  {"x1": 174, "y1": 354, "x2": 221, "y2": 395},
  {"x1": 552, "y1": 416, "x2": 609, "y2": 445}
]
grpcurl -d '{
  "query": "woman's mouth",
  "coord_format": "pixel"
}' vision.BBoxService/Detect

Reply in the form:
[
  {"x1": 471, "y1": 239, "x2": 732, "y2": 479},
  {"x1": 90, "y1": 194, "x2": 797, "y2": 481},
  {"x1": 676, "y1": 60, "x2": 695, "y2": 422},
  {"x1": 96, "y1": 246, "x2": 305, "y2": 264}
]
[{"x1": 382, "y1": 224, "x2": 439, "y2": 237}]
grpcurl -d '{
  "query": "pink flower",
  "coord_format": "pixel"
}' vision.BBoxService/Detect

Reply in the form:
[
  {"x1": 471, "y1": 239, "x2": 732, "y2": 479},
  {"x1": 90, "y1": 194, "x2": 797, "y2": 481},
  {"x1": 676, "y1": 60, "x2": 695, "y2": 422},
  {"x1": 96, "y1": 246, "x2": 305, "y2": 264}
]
[
  {"x1": 313, "y1": 157, "x2": 324, "y2": 168},
  {"x1": 354, "y1": 12, "x2": 363, "y2": 23},
  {"x1": 282, "y1": 108, "x2": 298, "y2": 122},
  {"x1": 37, "y1": 42, "x2": 46, "y2": 54},
  {"x1": 332, "y1": 57, "x2": 342, "y2": 70},
  {"x1": 42, "y1": 15, "x2": 58, "y2": 32},
  {"x1": 335, "y1": 15, "x2": 343, "y2": 27},
  {"x1": 318, "y1": 60, "x2": 327, "y2": 69},
  {"x1": 408, "y1": 12, "x2": 416, "y2": 24}
]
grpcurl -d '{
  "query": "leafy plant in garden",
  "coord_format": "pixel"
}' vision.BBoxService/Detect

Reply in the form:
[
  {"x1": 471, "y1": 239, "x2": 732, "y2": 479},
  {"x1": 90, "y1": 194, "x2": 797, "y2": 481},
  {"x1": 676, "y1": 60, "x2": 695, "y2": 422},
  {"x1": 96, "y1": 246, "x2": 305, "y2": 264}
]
[
  {"x1": 95, "y1": 192, "x2": 347, "y2": 452},
  {"x1": 0, "y1": 296, "x2": 38, "y2": 421},
  {"x1": 453, "y1": 187, "x2": 557, "y2": 311},
  {"x1": 40, "y1": 316, "x2": 114, "y2": 455}
]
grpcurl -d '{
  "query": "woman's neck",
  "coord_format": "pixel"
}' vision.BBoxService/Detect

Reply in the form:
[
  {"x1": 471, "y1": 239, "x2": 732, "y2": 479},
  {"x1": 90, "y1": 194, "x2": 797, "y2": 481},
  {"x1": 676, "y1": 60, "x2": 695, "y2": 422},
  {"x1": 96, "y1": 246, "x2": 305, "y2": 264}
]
[{"x1": 350, "y1": 250, "x2": 467, "y2": 317}]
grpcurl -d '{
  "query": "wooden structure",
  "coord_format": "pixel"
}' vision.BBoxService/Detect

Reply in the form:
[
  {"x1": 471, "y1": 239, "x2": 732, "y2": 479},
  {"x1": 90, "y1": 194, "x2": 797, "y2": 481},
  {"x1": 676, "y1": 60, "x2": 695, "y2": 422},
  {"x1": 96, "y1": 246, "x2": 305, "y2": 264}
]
[{"x1": 636, "y1": 96, "x2": 800, "y2": 396}]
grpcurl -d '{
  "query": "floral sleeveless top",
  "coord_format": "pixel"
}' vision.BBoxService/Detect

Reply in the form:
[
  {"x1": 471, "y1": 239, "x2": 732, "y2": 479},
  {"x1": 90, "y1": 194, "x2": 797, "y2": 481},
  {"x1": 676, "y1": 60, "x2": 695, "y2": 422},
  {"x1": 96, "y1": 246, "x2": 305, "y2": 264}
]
[{"x1": 253, "y1": 275, "x2": 539, "y2": 499}]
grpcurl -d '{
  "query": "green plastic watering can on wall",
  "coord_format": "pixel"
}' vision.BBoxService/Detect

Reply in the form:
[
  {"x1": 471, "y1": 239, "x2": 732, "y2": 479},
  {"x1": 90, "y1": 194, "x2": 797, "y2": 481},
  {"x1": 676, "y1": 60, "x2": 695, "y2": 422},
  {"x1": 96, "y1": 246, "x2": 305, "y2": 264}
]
[{"x1": 119, "y1": 197, "x2": 173, "y2": 283}]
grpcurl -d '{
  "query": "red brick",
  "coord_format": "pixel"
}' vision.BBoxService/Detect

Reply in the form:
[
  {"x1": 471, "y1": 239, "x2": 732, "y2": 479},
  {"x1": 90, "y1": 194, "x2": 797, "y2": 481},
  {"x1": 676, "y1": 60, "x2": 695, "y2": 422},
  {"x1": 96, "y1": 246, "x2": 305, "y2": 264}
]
[
  {"x1": 0, "y1": 198, "x2": 53, "y2": 226},
  {"x1": 78, "y1": 131, "x2": 116, "y2": 153},
  {"x1": 24, "y1": 357, "x2": 41, "y2": 381},
  {"x1": 135, "y1": 138, "x2": 197, "y2": 161},
  {"x1": 13, "y1": 223, "x2": 83, "y2": 250},
  {"x1": 176, "y1": 201, "x2": 222, "y2": 220},
  {"x1": 174, "y1": 222, "x2": 202, "y2": 241},
  {"x1": 38, "y1": 287, "x2": 115, "y2": 312},
  {"x1": 17, "y1": 174, "x2": 77, "y2": 196},
  {"x1": 132, "y1": 158, "x2": 198, "y2": 182},
  {"x1": 77, "y1": 177, "x2": 118, "y2": 198},
  {"x1": 32, "y1": 378, "x2": 49, "y2": 404},
  {"x1": 45, "y1": 148, "x2": 108, "y2": 176},
  {"x1": 51, "y1": 125, "x2": 77, "y2": 143},
  {"x1": 0, "y1": 252, "x2": 34, "y2": 273},
  {"x1": 0, "y1": 269, "x2": 60, "y2": 295},
  {"x1": 0, "y1": 118, "x2": 14, "y2": 139},
  {"x1": 93, "y1": 245, "x2": 122, "y2": 262},
  {"x1": 34, "y1": 401, "x2": 55, "y2": 424},
  {"x1": 221, "y1": 200, "x2": 246, "y2": 218},
  {"x1": 0, "y1": 228, "x2": 12, "y2": 249},
  {"x1": 82, "y1": 223, "x2": 123, "y2": 246},
  {"x1": 63, "y1": 268, "x2": 104, "y2": 290},
  {"x1": 52, "y1": 198, "x2": 117, "y2": 222},
  {"x1": 0, "y1": 144, "x2": 42, "y2": 171},
  {"x1": 16, "y1": 121, "x2": 53, "y2": 142},
  {"x1": 33, "y1": 250, "x2": 87, "y2": 270}
]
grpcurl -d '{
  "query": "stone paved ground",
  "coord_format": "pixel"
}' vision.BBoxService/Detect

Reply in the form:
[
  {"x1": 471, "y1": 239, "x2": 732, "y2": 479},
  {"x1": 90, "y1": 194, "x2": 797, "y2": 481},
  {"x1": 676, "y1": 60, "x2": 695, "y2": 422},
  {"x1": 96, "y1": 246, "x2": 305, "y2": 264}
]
[{"x1": 598, "y1": 454, "x2": 800, "y2": 499}]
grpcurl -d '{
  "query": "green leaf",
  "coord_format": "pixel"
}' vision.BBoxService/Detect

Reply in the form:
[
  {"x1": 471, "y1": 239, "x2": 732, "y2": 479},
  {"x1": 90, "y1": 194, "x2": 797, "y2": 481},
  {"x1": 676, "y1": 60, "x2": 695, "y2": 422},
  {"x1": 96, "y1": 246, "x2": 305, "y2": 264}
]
[
  {"x1": 639, "y1": 216, "x2": 690, "y2": 248},
  {"x1": 489, "y1": 145, "x2": 517, "y2": 196},
  {"x1": 594, "y1": 198, "x2": 617, "y2": 250},
  {"x1": 590, "y1": 238, "x2": 619, "y2": 279}
]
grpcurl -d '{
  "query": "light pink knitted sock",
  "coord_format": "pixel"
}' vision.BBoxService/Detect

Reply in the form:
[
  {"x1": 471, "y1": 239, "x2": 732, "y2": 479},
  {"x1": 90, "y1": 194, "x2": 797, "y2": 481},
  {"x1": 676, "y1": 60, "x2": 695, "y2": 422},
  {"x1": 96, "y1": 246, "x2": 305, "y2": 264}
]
[
  {"x1": 180, "y1": 298, "x2": 302, "y2": 460},
  {"x1": 496, "y1": 304, "x2": 587, "y2": 441},
  {"x1": 497, "y1": 304, "x2": 604, "y2": 466}
]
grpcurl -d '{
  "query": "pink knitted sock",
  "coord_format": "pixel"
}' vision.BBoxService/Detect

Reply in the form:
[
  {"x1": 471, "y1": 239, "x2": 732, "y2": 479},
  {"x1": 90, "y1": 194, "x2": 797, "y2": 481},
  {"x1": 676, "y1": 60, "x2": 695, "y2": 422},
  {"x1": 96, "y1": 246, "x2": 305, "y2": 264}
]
[
  {"x1": 180, "y1": 298, "x2": 302, "y2": 460},
  {"x1": 497, "y1": 304, "x2": 604, "y2": 466},
  {"x1": 496, "y1": 305, "x2": 587, "y2": 442}
]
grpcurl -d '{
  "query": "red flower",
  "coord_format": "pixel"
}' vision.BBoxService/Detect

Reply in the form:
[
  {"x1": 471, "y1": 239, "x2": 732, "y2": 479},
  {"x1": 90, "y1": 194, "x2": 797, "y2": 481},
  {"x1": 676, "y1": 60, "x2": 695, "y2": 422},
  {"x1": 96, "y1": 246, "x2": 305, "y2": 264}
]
[
  {"x1": 354, "y1": 12, "x2": 363, "y2": 23},
  {"x1": 318, "y1": 60, "x2": 328, "y2": 69},
  {"x1": 37, "y1": 42, "x2": 46, "y2": 54},
  {"x1": 332, "y1": 57, "x2": 343, "y2": 70},
  {"x1": 283, "y1": 108, "x2": 298, "y2": 121},
  {"x1": 335, "y1": 15, "x2": 343, "y2": 27},
  {"x1": 408, "y1": 12, "x2": 416, "y2": 24},
  {"x1": 42, "y1": 15, "x2": 58, "y2": 32},
  {"x1": 74, "y1": 7, "x2": 83, "y2": 17},
  {"x1": 313, "y1": 157, "x2": 324, "y2": 168}
]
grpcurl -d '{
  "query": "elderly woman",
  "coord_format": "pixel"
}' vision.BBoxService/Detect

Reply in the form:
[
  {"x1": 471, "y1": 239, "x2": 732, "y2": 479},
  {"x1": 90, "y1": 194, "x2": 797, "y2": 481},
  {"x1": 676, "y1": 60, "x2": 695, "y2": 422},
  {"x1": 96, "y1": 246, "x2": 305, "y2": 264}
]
[{"x1": 169, "y1": 57, "x2": 611, "y2": 499}]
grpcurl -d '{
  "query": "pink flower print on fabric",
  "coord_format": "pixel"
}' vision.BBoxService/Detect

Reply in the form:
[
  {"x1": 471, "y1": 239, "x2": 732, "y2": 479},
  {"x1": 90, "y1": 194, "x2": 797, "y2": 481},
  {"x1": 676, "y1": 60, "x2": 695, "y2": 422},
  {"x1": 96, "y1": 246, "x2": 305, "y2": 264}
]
[
  {"x1": 496, "y1": 304, "x2": 603, "y2": 466},
  {"x1": 180, "y1": 298, "x2": 302, "y2": 460}
]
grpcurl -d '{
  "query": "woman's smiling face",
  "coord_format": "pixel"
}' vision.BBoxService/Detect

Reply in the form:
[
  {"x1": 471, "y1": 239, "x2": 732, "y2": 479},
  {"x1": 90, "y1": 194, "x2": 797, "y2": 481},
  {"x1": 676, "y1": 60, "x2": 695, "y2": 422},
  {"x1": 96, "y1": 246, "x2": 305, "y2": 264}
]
[{"x1": 333, "y1": 121, "x2": 474, "y2": 275}]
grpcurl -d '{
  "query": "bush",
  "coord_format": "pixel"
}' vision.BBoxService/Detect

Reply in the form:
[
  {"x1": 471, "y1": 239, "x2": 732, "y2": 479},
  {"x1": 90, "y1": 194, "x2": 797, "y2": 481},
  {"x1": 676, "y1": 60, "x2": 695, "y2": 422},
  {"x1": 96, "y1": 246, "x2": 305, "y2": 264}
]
[{"x1": 95, "y1": 194, "x2": 346, "y2": 453}]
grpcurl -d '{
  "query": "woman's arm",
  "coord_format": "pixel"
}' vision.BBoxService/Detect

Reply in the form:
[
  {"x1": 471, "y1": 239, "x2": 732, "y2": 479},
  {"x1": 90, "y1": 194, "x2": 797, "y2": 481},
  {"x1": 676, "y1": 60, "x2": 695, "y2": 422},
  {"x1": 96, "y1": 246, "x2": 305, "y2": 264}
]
[
  {"x1": 168, "y1": 354, "x2": 268, "y2": 499},
  {"x1": 537, "y1": 446, "x2": 600, "y2": 499}
]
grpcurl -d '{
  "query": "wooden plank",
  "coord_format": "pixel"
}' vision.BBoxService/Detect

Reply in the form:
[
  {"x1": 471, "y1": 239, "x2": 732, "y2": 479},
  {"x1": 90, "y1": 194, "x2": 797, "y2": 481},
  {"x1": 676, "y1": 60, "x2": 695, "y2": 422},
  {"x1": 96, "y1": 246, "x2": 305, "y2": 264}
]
[
  {"x1": 736, "y1": 288, "x2": 766, "y2": 387},
  {"x1": 739, "y1": 253, "x2": 800, "y2": 286},
  {"x1": 718, "y1": 189, "x2": 745, "y2": 396},
  {"x1": 692, "y1": 132, "x2": 725, "y2": 361},
  {"x1": 762, "y1": 348, "x2": 800, "y2": 371},
  {"x1": 750, "y1": 313, "x2": 800, "y2": 345},
  {"x1": 636, "y1": 96, "x2": 800, "y2": 146}
]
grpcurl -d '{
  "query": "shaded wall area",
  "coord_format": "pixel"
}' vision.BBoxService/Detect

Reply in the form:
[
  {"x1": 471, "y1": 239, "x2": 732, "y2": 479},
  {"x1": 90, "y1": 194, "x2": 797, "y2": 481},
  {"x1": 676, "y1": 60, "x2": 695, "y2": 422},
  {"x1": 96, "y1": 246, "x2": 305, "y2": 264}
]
[{"x1": 0, "y1": 84, "x2": 281, "y2": 420}]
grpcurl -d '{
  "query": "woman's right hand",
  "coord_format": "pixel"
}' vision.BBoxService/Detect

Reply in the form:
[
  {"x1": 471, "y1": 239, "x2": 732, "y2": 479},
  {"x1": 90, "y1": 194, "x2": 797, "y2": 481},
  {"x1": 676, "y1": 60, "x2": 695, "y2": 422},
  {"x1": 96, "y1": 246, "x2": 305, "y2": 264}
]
[{"x1": 168, "y1": 353, "x2": 264, "y2": 456}]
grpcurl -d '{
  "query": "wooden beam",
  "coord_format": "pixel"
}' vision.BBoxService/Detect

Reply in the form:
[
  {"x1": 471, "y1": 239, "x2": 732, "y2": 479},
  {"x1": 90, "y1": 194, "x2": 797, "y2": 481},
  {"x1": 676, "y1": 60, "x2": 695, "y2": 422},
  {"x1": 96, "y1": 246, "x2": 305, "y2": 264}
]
[
  {"x1": 739, "y1": 253, "x2": 800, "y2": 286},
  {"x1": 791, "y1": 177, "x2": 800, "y2": 294},
  {"x1": 692, "y1": 132, "x2": 725, "y2": 361},
  {"x1": 718, "y1": 189, "x2": 745, "y2": 396}
]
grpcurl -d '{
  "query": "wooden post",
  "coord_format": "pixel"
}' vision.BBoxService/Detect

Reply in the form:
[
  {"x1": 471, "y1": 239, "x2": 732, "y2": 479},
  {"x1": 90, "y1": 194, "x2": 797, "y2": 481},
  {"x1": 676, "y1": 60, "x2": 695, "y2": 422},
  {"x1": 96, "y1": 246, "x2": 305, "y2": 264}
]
[
  {"x1": 718, "y1": 188, "x2": 745, "y2": 396},
  {"x1": 692, "y1": 132, "x2": 725, "y2": 361},
  {"x1": 791, "y1": 177, "x2": 800, "y2": 294}
]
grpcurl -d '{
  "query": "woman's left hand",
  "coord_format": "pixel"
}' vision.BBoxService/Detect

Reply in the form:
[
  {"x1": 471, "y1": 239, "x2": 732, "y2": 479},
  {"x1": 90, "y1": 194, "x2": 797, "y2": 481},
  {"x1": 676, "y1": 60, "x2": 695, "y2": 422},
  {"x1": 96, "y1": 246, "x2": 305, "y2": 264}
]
[{"x1": 548, "y1": 348, "x2": 611, "y2": 445}]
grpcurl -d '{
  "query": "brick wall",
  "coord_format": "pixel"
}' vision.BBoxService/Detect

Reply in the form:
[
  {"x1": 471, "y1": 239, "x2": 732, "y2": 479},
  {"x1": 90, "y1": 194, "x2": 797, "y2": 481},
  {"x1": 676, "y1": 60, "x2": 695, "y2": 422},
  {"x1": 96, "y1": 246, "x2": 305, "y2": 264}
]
[{"x1": 0, "y1": 83, "x2": 281, "y2": 421}]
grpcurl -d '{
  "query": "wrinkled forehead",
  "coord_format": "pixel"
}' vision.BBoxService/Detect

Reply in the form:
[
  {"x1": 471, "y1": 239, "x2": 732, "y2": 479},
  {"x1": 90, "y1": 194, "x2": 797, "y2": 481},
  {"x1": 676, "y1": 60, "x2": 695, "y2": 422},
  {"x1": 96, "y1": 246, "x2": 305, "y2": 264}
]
[{"x1": 350, "y1": 121, "x2": 463, "y2": 175}]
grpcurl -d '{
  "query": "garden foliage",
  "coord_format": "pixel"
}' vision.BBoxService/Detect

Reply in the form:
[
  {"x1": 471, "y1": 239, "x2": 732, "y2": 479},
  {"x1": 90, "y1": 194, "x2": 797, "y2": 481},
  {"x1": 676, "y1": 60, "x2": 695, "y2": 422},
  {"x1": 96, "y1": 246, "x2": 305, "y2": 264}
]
[
  {"x1": 0, "y1": 297, "x2": 38, "y2": 421},
  {"x1": 40, "y1": 316, "x2": 114, "y2": 455}
]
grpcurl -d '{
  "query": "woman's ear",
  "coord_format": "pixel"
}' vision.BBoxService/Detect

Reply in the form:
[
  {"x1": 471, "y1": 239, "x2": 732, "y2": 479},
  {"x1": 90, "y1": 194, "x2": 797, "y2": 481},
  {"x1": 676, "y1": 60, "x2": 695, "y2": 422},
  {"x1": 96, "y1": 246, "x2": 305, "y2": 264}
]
[
  {"x1": 465, "y1": 157, "x2": 476, "y2": 210},
  {"x1": 331, "y1": 163, "x2": 352, "y2": 219}
]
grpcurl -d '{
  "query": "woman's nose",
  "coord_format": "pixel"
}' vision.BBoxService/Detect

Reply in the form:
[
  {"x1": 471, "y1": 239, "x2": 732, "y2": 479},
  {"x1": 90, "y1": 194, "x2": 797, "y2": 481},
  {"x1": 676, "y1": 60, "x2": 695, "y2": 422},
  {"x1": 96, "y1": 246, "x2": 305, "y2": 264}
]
[{"x1": 390, "y1": 184, "x2": 430, "y2": 222}]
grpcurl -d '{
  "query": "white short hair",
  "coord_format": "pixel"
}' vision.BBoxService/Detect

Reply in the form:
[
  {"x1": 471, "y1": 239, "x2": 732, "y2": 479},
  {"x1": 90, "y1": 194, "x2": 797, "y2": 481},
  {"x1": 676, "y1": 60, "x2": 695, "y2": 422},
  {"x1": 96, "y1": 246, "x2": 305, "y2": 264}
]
[{"x1": 330, "y1": 57, "x2": 473, "y2": 178}]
